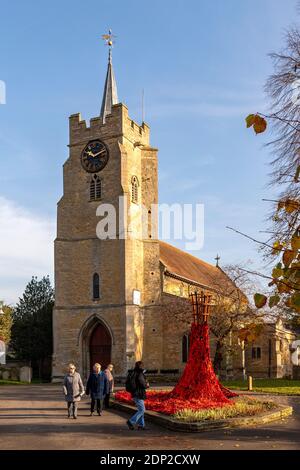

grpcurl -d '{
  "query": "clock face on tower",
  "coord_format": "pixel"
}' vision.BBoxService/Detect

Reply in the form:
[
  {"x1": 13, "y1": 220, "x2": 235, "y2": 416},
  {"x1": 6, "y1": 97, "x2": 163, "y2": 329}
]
[{"x1": 81, "y1": 139, "x2": 109, "y2": 173}]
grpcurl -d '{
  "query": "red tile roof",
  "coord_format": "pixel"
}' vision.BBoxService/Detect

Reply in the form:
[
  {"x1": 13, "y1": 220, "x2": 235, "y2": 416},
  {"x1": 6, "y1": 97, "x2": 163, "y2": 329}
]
[{"x1": 159, "y1": 240, "x2": 231, "y2": 291}]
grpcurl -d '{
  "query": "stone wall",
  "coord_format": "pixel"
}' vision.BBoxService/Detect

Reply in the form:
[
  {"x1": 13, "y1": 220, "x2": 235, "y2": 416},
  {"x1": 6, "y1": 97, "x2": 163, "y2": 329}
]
[
  {"x1": 0, "y1": 363, "x2": 32, "y2": 382},
  {"x1": 244, "y1": 321, "x2": 296, "y2": 379},
  {"x1": 53, "y1": 103, "x2": 160, "y2": 381}
]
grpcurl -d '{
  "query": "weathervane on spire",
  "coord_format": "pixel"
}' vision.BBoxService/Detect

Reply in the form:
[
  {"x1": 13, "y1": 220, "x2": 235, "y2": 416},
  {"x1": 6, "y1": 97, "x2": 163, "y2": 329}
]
[
  {"x1": 100, "y1": 28, "x2": 119, "y2": 122},
  {"x1": 101, "y1": 29, "x2": 116, "y2": 61}
]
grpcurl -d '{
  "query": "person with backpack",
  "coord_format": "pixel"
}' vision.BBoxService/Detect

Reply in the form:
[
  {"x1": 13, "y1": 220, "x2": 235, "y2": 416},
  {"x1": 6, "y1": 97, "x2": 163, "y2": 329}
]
[{"x1": 125, "y1": 361, "x2": 149, "y2": 430}]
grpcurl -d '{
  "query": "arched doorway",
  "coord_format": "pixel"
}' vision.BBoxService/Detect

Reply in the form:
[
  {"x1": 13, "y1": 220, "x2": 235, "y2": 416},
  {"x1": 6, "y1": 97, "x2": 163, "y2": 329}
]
[{"x1": 89, "y1": 323, "x2": 112, "y2": 371}]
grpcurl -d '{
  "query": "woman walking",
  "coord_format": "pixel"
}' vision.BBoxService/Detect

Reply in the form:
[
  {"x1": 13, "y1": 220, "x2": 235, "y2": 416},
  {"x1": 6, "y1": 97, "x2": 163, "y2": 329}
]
[
  {"x1": 86, "y1": 363, "x2": 108, "y2": 416},
  {"x1": 104, "y1": 363, "x2": 114, "y2": 408},
  {"x1": 63, "y1": 363, "x2": 84, "y2": 419}
]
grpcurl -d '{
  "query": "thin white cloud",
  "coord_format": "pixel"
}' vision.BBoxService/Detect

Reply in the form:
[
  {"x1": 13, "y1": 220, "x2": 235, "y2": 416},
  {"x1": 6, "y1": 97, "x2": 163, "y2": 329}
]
[
  {"x1": 149, "y1": 100, "x2": 267, "y2": 119},
  {"x1": 0, "y1": 197, "x2": 55, "y2": 304},
  {"x1": 145, "y1": 83, "x2": 267, "y2": 119}
]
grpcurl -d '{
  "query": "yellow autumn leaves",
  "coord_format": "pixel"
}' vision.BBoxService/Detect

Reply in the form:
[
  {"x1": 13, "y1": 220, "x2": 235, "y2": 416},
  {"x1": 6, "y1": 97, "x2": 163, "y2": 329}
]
[
  {"x1": 245, "y1": 114, "x2": 267, "y2": 134},
  {"x1": 277, "y1": 198, "x2": 300, "y2": 214},
  {"x1": 245, "y1": 112, "x2": 300, "y2": 313},
  {"x1": 238, "y1": 322, "x2": 264, "y2": 343}
]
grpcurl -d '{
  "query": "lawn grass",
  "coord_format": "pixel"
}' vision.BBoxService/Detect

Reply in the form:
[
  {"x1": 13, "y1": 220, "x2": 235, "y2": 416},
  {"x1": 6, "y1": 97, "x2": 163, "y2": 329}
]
[
  {"x1": 174, "y1": 397, "x2": 276, "y2": 422},
  {"x1": 222, "y1": 378, "x2": 300, "y2": 395},
  {"x1": 0, "y1": 379, "x2": 27, "y2": 385},
  {"x1": 0, "y1": 378, "x2": 49, "y2": 385}
]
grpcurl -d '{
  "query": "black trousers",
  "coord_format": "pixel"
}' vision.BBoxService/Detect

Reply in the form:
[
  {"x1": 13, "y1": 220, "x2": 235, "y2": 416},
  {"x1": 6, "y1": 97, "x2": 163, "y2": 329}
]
[
  {"x1": 67, "y1": 401, "x2": 78, "y2": 417},
  {"x1": 104, "y1": 393, "x2": 110, "y2": 408},
  {"x1": 91, "y1": 397, "x2": 103, "y2": 413}
]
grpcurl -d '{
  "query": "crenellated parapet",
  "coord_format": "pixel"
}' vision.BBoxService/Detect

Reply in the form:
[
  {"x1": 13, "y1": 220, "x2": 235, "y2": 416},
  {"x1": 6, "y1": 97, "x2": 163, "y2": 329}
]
[{"x1": 69, "y1": 103, "x2": 150, "y2": 147}]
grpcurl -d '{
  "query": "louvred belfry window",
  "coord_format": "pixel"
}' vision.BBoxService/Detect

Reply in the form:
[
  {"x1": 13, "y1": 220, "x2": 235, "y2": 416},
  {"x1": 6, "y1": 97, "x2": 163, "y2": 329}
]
[{"x1": 90, "y1": 175, "x2": 102, "y2": 201}]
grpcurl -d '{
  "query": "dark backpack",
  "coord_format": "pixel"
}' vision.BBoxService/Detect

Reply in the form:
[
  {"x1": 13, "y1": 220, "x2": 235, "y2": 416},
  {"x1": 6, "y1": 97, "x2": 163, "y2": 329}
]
[{"x1": 125, "y1": 369, "x2": 137, "y2": 393}]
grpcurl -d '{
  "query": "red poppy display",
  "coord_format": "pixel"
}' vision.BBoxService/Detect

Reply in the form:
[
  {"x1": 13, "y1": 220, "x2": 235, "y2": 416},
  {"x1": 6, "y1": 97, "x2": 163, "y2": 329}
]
[{"x1": 115, "y1": 322, "x2": 237, "y2": 415}]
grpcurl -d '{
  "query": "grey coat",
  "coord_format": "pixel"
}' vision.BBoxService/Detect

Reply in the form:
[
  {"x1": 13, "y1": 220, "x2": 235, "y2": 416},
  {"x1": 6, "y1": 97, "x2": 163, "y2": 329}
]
[{"x1": 63, "y1": 372, "x2": 84, "y2": 402}]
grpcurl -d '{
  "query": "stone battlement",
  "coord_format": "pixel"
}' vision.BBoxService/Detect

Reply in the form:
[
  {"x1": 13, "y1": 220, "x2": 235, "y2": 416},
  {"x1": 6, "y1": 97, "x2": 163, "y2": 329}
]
[{"x1": 69, "y1": 103, "x2": 150, "y2": 147}]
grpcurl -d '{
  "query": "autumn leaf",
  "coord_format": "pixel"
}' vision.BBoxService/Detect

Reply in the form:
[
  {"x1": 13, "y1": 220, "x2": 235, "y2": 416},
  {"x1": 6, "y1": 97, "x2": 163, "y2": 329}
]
[
  {"x1": 269, "y1": 295, "x2": 280, "y2": 308},
  {"x1": 245, "y1": 114, "x2": 267, "y2": 134},
  {"x1": 254, "y1": 293, "x2": 267, "y2": 308},
  {"x1": 291, "y1": 235, "x2": 300, "y2": 250},
  {"x1": 253, "y1": 115, "x2": 267, "y2": 134},
  {"x1": 277, "y1": 281, "x2": 291, "y2": 294},
  {"x1": 272, "y1": 240, "x2": 283, "y2": 254},
  {"x1": 272, "y1": 264, "x2": 283, "y2": 278},
  {"x1": 282, "y1": 249, "x2": 297, "y2": 267},
  {"x1": 284, "y1": 199, "x2": 300, "y2": 213},
  {"x1": 290, "y1": 293, "x2": 300, "y2": 311},
  {"x1": 285, "y1": 266, "x2": 298, "y2": 285},
  {"x1": 245, "y1": 114, "x2": 256, "y2": 128}
]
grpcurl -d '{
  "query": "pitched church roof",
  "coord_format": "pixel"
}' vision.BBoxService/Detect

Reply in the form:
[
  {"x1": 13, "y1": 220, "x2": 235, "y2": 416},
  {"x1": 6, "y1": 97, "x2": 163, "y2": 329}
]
[
  {"x1": 159, "y1": 240, "x2": 232, "y2": 291},
  {"x1": 100, "y1": 49, "x2": 119, "y2": 123}
]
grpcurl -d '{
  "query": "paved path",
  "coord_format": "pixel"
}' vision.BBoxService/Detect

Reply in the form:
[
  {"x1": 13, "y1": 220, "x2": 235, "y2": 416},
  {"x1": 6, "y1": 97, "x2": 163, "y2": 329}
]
[{"x1": 0, "y1": 384, "x2": 299, "y2": 450}]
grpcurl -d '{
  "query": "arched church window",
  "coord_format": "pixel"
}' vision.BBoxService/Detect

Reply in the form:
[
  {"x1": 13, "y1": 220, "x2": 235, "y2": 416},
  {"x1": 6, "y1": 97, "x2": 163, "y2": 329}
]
[
  {"x1": 93, "y1": 273, "x2": 100, "y2": 299},
  {"x1": 182, "y1": 333, "x2": 190, "y2": 363},
  {"x1": 90, "y1": 175, "x2": 102, "y2": 201},
  {"x1": 131, "y1": 176, "x2": 139, "y2": 203}
]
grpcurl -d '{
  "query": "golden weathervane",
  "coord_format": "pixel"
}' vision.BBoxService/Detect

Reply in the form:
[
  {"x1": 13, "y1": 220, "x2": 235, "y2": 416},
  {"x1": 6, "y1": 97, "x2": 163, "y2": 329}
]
[{"x1": 101, "y1": 29, "x2": 116, "y2": 48}]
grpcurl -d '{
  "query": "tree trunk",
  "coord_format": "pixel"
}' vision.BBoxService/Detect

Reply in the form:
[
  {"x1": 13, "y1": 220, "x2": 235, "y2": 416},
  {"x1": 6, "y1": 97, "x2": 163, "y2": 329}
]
[
  {"x1": 213, "y1": 340, "x2": 223, "y2": 375},
  {"x1": 38, "y1": 358, "x2": 43, "y2": 380}
]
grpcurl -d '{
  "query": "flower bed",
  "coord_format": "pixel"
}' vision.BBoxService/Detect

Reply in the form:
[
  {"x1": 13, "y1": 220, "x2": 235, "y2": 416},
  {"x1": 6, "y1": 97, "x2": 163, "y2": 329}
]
[
  {"x1": 115, "y1": 389, "x2": 235, "y2": 415},
  {"x1": 173, "y1": 397, "x2": 277, "y2": 421}
]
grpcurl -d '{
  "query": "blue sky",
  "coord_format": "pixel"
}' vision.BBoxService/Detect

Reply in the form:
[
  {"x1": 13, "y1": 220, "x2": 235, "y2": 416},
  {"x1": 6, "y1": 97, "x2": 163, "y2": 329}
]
[{"x1": 0, "y1": 0, "x2": 298, "y2": 303}]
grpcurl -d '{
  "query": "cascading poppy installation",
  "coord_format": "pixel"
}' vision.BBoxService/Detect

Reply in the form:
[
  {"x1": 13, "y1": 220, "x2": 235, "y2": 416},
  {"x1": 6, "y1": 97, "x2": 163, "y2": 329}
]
[{"x1": 115, "y1": 322, "x2": 237, "y2": 415}]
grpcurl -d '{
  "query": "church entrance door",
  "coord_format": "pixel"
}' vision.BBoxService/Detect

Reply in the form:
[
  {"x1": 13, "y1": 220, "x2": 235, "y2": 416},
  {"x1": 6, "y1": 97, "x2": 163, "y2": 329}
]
[{"x1": 89, "y1": 323, "x2": 112, "y2": 371}]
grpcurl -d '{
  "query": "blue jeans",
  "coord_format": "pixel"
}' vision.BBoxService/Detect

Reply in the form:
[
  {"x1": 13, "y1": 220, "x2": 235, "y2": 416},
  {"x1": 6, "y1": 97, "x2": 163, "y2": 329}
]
[{"x1": 129, "y1": 397, "x2": 145, "y2": 428}]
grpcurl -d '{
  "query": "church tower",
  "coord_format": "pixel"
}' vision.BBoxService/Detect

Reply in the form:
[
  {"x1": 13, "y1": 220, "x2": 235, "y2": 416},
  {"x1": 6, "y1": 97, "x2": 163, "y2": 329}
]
[{"x1": 52, "y1": 35, "x2": 162, "y2": 381}]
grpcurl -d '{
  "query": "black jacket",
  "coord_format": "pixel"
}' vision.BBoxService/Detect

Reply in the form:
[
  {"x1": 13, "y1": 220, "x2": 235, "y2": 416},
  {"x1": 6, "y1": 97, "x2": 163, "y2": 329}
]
[{"x1": 132, "y1": 367, "x2": 148, "y2": 400}]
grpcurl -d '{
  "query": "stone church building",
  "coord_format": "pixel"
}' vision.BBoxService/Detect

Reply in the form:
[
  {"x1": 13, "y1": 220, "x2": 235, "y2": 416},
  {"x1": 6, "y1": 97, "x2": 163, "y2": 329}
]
[{"x1": 51, "y1": 47, "x2": 297, "y2": 381}]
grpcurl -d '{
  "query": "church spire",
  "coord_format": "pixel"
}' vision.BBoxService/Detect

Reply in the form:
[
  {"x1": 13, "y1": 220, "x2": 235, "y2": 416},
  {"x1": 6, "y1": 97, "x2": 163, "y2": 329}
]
[{"x1": 100, "y1": 30, "x2": 118, "y2": 123}]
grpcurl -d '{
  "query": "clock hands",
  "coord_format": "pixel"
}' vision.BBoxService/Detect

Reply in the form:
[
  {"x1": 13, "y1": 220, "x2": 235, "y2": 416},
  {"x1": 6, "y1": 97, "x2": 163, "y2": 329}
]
[
  {"x1": 86, "y1": 149, "x2": 106, "y2": 158},
  {"x1": 81, "y1": 140, "x2": 109, "y2": 173},
  {"x1": 93, "y1": 149, "x2": 106, "y2": 158}
]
